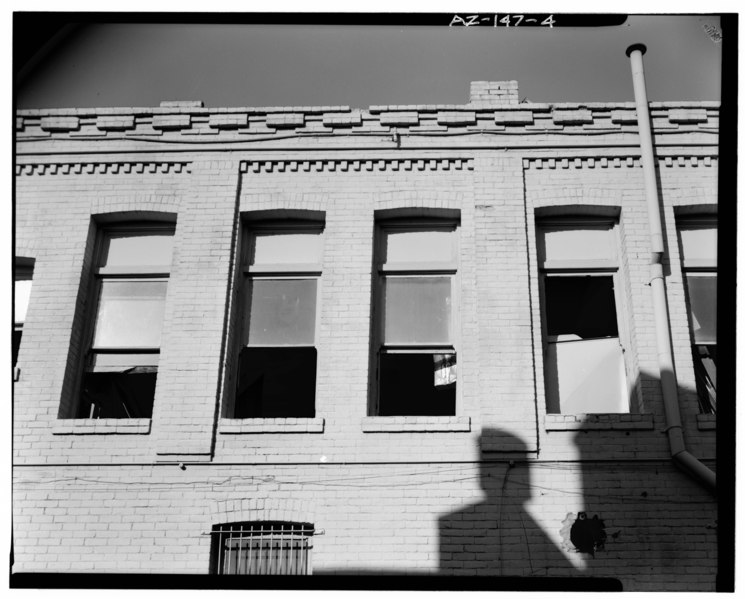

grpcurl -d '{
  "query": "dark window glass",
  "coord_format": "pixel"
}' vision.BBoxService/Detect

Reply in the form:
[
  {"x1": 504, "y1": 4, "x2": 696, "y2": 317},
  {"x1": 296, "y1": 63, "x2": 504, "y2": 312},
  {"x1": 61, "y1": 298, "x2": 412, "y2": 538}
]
[
  {"x1": 235, "y1": 347, "x2": 316, "y2": 418},
  {"x1": 77, "y1": 370, "x2": 157, "y2": 418},
  {"x1": 545, "y1": 276, "x2": 618, "y2": 339},
  {"x1": 12, "y1": 330, "x2": 23, "y2": 367},
  {"x1": 693, "y1": 345, "x2": 717, "y2": 414},
  {"x1": 378, "y1": 352, "x2": 456, "y2": 416}
]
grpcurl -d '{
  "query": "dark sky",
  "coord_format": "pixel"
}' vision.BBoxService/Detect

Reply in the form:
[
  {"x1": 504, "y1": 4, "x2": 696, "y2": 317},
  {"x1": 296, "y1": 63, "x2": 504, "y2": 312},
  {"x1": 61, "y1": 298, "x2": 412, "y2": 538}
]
[{"x1": 16, "y1": 14, "x2": 723, "y2": 110}]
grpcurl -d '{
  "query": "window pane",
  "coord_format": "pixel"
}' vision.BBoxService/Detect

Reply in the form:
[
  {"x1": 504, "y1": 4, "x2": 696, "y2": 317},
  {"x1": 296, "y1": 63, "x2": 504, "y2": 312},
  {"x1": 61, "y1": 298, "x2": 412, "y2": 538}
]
[
  {"x1": 545, "y1": 337, "x2": 628, "y2": 414},
  {"x1": 246, "y1": 279, "x2": 317, "y2": 345},
  {"x1": 250, "y1": 231, "x2": 322, "y2": 266},
  {"x1": 540, "y1": 226, "x2": 615, "y2": 263},
  {"x1": 545, "y1": 276, "x2": 618, "y2": 339},
  {"x1": 680, "y1": 225, "x2": 717, "y2": 266},
  {"x1": 383, "y1": 277, "x2": 451, "y2": 344},
  {"x1": 379, "y1": 352, "x2": 456, "y2": 416},
  {"x1": 383, "y1": 229, "x2": 454, "y2": 265},
  {"x1": 14, "y1": 278, "x2": 32, "y2": 325},
  {"x1": 92, "y1": 280, "x2": 168, "y2": 348},
  {"x1": 100, "y1": 231, "x2": 174, "y2": 268},
  {"x1": 235, "y1": 347, "x2": 316, "y2": 417},
  {"x1": 687, "y1": 274, "x2": 717, "y2": 343}
]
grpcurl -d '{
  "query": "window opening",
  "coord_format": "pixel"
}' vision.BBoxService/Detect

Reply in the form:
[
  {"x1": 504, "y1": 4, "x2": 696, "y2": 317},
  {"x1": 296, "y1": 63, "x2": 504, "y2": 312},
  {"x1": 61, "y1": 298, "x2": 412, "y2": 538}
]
[
  {"x1": 678, "y1": 219, "x2": 717, "y2": 414},
  {"x1": 373, "y1": 221, "x2": 458, "y2": 416},
  {"x1": 77, "y1": 225, "x2": 174, "y2": 418},
  {"x1": 538, "y1": 222, "x2": 629, "y2": 414},
  {"x1": 13, "y1": 261, "x2": 34, "y2": 367},
  {"x1": 235, "y1": 223, "x2": 323, "y2": 418}
]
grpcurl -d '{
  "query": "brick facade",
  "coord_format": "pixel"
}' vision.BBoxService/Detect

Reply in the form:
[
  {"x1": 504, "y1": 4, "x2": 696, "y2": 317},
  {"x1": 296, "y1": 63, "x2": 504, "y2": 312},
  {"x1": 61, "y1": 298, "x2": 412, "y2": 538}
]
[{"x1": 13, "y1": 82, "x2": 718, "y2": 589}]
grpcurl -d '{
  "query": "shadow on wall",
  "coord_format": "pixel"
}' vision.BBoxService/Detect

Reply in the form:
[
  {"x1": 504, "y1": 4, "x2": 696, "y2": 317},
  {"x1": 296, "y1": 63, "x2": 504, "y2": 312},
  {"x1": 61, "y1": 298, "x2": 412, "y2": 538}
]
[{"x1": 438, "y1": 428, "x2": 582, "y2": 578}]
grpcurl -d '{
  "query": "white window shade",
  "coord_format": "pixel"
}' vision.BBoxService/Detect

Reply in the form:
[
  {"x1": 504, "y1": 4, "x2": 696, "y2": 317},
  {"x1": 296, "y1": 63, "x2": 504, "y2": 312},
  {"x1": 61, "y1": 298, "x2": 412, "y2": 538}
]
[
  {"x1": 100, "y1": 232, "x2": 174, "y2": 269},
  {"x1": 246, "y1": 278, "x2": 317, "y2": 345},
  {"x1": 383, "y1": 277, "x2": 451, "y2": 344},
  {"x1": 546, "y1": 337, "x2": 628, "y2": 414},
  {"x1": 539, "y1": 226, "x2": 615, "y2": 264},
  {"x1": 92, "y1": 280, "x2": 168, "y2": 348},
  {"x1": 14, "y1": 278, "x2": 32, "y2": 325},
  {"x1": 249, "y1": 231, "x2": 322, "y2": 266},
  {"x1": 383, "y1": 229, "x2": 454, "y2": 265}
]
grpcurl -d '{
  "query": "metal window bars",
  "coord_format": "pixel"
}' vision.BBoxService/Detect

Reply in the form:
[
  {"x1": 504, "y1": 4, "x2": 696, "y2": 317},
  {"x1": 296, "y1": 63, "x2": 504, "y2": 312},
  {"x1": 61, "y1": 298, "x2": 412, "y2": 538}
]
[{"x1": 212, "y1": 522, "x2": 313, "y2": 575}]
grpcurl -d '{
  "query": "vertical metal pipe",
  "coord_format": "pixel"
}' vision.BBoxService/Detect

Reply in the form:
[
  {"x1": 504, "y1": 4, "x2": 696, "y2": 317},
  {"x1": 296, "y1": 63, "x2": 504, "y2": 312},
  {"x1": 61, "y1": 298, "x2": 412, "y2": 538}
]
[{"x1": 626, "y1": 44, "x2": 716, "y2": 493}]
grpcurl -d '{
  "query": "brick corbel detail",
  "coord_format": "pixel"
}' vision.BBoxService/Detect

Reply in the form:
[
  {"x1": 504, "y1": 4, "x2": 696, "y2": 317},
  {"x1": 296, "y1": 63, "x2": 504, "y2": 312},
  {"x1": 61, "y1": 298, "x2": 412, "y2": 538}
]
[
  {"x1": 524, "y1": 155, "x2": 717, "y2": 170},
  {"x1": 15, "y1": 162, "x2": 191, "y2": 176},
  {"x1": 240, "y1": 158, "x2": 474, "y2": 174}
]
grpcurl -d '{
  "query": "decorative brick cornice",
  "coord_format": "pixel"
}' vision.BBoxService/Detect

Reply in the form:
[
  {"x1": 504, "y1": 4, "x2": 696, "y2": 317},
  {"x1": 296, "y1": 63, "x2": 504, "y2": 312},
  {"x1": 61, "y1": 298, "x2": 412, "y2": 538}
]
[
  {"x1": 240, "y1": 157, "x2": 474, "y2": 174},
  {"x1": 524, "y1": 155, "x2": 717, "y2": 170},
  {"x1": 15, "y1": 161, "x2": 191, "y2": 176},
  {"x1": 16, "y1": 100, "x2": 718, "y2": 143}
]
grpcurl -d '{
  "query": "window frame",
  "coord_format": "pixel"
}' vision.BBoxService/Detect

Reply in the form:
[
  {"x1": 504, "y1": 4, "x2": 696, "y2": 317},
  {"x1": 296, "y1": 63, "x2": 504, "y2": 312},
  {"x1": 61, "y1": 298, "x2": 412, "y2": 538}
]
[
  {"x1": 677, "y1": 216, "x2": 717, "y2": 414},
  {"x1": 77, "y1": 222, "x2": 175, "y2": 418},
  {"x1": 233, "y1": 220, "x2": 324, "y2": 419},
  {"x1": 537, "y1": 218, "x2": 633, "y2": 415},
  {"x1": 370, "y1": 218, "x2": 460, "y2": 416}
]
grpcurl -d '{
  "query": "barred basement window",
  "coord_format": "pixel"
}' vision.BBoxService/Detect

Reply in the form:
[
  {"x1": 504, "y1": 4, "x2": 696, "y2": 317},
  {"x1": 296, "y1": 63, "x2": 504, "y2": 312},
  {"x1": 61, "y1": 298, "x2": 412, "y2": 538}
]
[
  {"x1": 234, "y1": 221, "x2": 324, "y2": 418},
  {"x1": 372, "y1": 219, "x2": 459, "y2": 416},
  {"x1": 678, "y1": 218, "x2": 717, "y2": 414},
  {"x1": 211, "y1": 522, "x2": 314, "y2": 575},
  {"x1": 77, "y1": 224, "x2": 175, "y2": 418}
]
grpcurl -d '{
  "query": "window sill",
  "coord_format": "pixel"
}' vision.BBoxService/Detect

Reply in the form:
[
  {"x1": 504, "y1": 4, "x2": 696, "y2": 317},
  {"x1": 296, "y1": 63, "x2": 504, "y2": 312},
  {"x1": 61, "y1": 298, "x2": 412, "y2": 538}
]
[
  {"x1": 697, "y1": 414, "x2": 716, "y2": 430},
  {"x1": 544, "y1": 413, "x2": 654, "y2": 431},
  {"x1": 52, "y1": 418, "x2": 151, "y2": 435},
  {"x1": 361, "y1": 416, "x2": 470, "y2": 433},
  {"x1": 219, "y1": 417, "x2": 325, "y2": 434}
]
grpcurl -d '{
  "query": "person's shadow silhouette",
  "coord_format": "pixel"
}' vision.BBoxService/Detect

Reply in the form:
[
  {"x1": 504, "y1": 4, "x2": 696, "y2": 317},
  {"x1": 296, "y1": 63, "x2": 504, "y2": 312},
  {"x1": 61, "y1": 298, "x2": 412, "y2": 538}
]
[{"x1": 438, "y1": 428, "x2": 581, "y2": 577}]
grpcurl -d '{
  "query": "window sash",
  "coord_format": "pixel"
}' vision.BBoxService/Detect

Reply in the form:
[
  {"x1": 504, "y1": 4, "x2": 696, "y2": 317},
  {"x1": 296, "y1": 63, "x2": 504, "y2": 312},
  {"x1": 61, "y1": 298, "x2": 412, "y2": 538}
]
[
  {"x1": 91, "y1": 279, "x2": 168, "y2": 349},
  {"x1": 679, "y1": 223, "x2": 717, "y2": 268},
  {"x1": 99, "y1": 229, "x2": 175, "y2": 270},
  {"x1": 381, "y1": 275, "x2": 452, "y2": 345},
  {"x1": 685, "y1": 273, "x2": 717, "y2": 345},
  {"x1": 538, "y1": 224, "x2": 616, "y2": 266},
  {"x1": 244, "y1": 277, "x2": 318, "y2": 346}
]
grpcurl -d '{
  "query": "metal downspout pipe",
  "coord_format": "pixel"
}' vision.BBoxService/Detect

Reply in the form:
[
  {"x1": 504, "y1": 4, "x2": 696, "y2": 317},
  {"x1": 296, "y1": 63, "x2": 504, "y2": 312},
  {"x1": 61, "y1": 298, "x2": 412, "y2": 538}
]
[{"x1": 625, "y1": 43, "x2": 716, "y2": 494}]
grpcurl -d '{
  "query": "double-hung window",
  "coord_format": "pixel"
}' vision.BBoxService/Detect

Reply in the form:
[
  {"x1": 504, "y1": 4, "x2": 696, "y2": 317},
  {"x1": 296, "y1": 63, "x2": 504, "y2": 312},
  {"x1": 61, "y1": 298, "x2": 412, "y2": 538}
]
[
  {"x1": 234, "y1": 222, "x2": 323, "y2": 418},
  {"x1": 77, "y1": 224, "x2": 174, "y2": 419},
  {"x1": 538, "y1": 219, "x2": 629, "y2": 414},
  {"x1": 211, "y1": 521, "x2": 314, "y2": 575},
  {"x1": 13, "y1": 260, "x2": 34, "y2": 367},
  {"x1": 678, "y1": 218, "x2": 717, "y2": 414},
  {"x1": 373, "y1": 219, "x2": 459, "y2": 416}
]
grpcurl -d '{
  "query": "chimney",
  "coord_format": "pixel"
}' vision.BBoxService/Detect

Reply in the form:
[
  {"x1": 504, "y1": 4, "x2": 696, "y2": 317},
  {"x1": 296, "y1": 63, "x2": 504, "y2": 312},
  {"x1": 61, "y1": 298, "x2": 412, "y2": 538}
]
[{"x1": 468, "y1": 81, "x2": 519, "y2": 107}]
